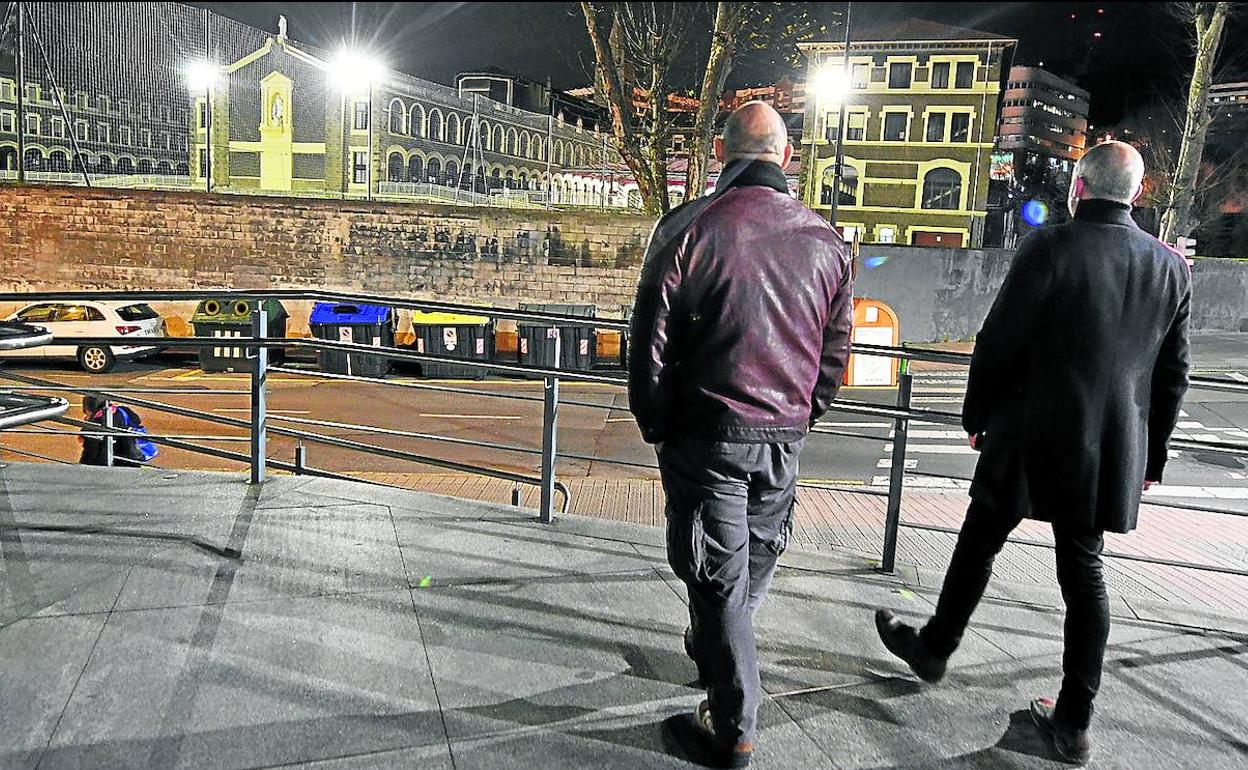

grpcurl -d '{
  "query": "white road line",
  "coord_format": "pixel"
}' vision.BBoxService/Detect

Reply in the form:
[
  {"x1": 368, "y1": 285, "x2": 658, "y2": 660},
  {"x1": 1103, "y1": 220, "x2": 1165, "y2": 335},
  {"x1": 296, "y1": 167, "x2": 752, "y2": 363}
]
[
  {"x1": 913, "y1": 387, "x2": 968, "y2": 395},
  {"x1": 214, "y1": 408, "x2": 310, "y2": 415},
  {"x1": 883, "y1": 443, "x2": 979, "y2": 455},
  {"x1": 605, "y1": 417, "x2": 635, "y2": 423},
  {"x1": 816, "y1": 421, "x2": 892, "y2": 429},
  {"x1": 1229, "y1": 372, "x2": 1248, "y2": 383},
  {"x1": 1177, "y1": 421, "x2": 1206, "y2": 429},
  {"x1": 876, "y1": 459, "x2": 919, "y2": 469},
  {"x1": 871, "y1": 476, "x2": 970, "y2": 489},
  {"x1": 418, "y1": 413, "x2": 523, "y2": 420},
  {"x1": 1146, "y1": 485, "x2": 1248, "y2": 500},
  {"x1": 896, "y1": 429, "x2": 968, "y2": 440}
]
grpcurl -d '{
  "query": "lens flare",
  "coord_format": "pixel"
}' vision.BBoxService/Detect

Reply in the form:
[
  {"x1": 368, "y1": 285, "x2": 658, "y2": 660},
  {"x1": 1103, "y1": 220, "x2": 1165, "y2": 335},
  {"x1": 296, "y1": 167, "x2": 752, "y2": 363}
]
[
  {"x1": 1021, "y1": 200, "x2": 1049, "y2": 227},
  {"x1": 864, "y1": 255, "x2": 889, "y2": 269}
]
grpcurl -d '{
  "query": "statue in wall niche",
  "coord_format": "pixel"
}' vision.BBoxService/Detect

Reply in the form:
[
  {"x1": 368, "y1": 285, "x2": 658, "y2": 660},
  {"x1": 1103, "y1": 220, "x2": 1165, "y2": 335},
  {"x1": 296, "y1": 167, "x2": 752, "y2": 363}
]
[{"x1": 580, "y1": 238, "x2": 593, "y2": 267}]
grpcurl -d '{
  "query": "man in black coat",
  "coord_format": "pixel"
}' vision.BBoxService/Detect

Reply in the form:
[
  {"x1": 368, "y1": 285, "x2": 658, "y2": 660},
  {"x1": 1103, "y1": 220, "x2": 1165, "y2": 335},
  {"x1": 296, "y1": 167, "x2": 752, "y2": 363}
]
[{"x1": 875, "y1": 141, "x2": 1190, "y2": 765}]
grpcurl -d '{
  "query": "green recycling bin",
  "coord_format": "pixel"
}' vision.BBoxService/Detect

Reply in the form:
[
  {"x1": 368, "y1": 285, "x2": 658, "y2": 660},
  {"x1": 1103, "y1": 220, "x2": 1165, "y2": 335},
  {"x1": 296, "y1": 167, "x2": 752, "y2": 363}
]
[{"x1": 190, "y1": 298, "x2": 288, "y2": 373}]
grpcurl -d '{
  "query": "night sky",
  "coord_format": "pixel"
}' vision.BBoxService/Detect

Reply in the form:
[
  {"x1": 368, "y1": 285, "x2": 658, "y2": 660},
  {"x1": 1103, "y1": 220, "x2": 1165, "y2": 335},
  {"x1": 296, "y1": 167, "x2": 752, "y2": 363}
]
[{"x1": 197, "y1": 2, "x2": 1246, "y2": 127}]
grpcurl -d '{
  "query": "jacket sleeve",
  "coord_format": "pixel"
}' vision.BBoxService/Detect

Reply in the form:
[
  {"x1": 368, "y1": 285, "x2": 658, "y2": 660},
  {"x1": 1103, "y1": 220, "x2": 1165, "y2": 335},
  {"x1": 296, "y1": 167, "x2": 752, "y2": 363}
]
[
  {"x1": 628, "y1": 218, "x2": 688, "y2": 444},
  {"x1": 1146, "y1": 279, "x2": 1191, "y2": 481},
  {"x1": 962, "y1": 231, "x2": 1052, "y2": 436},
  {"x1": 810, "y1": 254, "x2": 854, "y2": 424}
]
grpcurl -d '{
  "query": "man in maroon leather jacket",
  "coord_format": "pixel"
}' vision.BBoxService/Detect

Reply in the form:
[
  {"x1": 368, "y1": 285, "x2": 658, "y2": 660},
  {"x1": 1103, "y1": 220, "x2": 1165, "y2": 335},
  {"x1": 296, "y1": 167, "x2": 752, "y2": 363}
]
[{"x1": 629, "y1": 102, "x2": 853, "y2": 768}]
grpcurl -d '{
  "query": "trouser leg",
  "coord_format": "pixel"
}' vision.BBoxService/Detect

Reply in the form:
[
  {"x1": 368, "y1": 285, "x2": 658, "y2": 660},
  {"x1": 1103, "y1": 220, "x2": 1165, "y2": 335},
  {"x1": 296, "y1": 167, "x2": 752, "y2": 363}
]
[
  {"x1": 745, "y1": 440, "x2": 802, "y2": 621},
  {"x1": 920, "y1": 499, "x2": 1021, "y2": 657},
  {"x1": 1051, "y1": 524, "x2": 1108, "y2": 730}
]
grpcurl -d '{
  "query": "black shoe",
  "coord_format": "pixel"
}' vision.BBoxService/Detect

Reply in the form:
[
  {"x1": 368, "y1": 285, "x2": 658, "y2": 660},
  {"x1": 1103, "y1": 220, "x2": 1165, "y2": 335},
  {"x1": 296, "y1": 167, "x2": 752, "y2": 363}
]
[
  {"x1": 874, "y1": 609, "x2": 947, "y2": 683},
  {"x1": 663, "y1": 700, "x2": 752, "y2": 769},
  {"x1": 1030, "y1": 697, "x2": 1092, "y2": 765},
  {"x1": 684, "y1": 625, "x2": 697, "y2": 661}
]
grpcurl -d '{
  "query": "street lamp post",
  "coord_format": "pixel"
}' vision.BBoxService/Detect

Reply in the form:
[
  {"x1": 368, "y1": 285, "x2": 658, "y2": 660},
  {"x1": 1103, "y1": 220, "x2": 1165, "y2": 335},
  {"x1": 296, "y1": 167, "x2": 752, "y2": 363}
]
[
  {"x1": 811, "y1": 2, "x2": 854, "y2": 231},
  {"x1": 330, "y1": 50, "x2": 385, "y2": 201},
  {"x1": 185, "y1": 61, "x2": 221, "y2": 193}
]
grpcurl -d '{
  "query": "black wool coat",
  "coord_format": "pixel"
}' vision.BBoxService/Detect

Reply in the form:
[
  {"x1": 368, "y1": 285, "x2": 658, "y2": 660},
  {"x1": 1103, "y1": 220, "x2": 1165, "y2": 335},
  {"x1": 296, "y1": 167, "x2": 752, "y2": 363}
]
[{"x1": 963, "y1": 199, "x2": 1191, "y2": 534}]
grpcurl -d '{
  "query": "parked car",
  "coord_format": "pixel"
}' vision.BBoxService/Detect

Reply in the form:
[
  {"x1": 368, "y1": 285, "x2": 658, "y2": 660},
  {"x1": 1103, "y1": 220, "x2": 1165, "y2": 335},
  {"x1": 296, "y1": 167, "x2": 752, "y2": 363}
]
[{"x1": 0, "y1": 302, "x2": 164, "y2": 373}]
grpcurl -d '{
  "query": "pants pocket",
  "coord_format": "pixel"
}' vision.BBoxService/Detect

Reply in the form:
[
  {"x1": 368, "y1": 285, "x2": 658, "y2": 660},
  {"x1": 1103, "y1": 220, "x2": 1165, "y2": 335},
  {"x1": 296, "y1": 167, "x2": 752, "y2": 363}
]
[
  {"x1": 757, "y1": 499, "x2": 795, "y2": 557},
  {"x1": 667, "y1": 501, "x2": 708, "y2": 584}
]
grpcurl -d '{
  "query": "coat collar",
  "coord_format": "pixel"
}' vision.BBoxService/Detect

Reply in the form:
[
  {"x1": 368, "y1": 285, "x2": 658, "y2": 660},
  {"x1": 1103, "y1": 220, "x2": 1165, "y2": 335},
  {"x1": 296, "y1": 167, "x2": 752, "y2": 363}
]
[
  {"x1": 1073, "y1": 198, "x2": 1138, "y2": 227},
  {"x1": 716, "y1": 160, "x2": 789, "y2": 195}
]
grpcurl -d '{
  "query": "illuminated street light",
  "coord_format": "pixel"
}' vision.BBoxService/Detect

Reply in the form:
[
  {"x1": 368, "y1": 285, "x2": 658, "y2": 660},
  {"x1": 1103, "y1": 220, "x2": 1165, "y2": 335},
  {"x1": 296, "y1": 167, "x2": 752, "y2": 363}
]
[
  {"x1": 184, "y1": 60, "x2": 221, "y2": 94},
  {"x1": 811, "y1": 64, "x2": 851, "y2": 104},
  {"x1": 329, "y1": 50, "x2": 386, "y2": 92}
]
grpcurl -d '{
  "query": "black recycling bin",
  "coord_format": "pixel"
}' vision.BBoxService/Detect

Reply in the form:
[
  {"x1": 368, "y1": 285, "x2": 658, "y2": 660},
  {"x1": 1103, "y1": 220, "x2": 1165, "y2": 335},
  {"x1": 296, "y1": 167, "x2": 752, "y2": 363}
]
[
  {"x1": 410, "y1": 312, "x2": 492, "y2": 380},
  {"x1": 191, "y1": 298, "x2": 288, "y2": 373},
  {"x1": 309, "y1": 303, "x2": 396, "y2": 378},
  {"x1": 518, "y1": 303, "x2": 597, "y2": 373}
]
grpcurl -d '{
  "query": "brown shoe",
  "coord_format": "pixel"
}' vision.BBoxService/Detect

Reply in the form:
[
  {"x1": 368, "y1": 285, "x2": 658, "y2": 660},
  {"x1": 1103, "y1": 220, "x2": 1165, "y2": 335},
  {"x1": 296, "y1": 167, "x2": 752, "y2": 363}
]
[{"x1": 1030, "y1": 697, "x2": 1093, "y2": 765}]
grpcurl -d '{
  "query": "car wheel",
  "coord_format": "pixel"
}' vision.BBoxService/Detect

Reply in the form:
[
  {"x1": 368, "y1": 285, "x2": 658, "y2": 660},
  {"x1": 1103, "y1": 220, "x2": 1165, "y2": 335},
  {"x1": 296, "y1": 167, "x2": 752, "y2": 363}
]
[{"x1": 78, "y1": 345, "x2": 116, "y2": 374}]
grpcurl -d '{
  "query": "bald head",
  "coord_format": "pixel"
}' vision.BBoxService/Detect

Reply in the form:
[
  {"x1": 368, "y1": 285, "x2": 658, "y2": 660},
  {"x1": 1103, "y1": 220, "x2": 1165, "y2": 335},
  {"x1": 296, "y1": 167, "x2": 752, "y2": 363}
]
[
  {"x1": 719, "y1": 101, "x2": 790, "y2": 164},
  {"x1": 1072, "y1": 140, "x2": 1145, "y2": 206}
]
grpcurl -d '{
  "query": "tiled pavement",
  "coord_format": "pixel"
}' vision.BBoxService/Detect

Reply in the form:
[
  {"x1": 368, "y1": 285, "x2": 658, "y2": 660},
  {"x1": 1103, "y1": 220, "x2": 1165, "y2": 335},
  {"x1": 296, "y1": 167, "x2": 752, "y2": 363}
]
[{"x1": 354, "y1": 473, "x2": 1248, "y2": 624}]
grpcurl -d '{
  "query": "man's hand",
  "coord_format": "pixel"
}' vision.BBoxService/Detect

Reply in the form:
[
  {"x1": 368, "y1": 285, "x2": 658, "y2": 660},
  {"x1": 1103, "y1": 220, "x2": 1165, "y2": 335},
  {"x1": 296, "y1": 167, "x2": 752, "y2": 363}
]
[
  {"x1": 1143, "y1": 479, "x2": 1156, "y2": 492},
  {"x1": 967, "y1": 433, "x2": 983, "y2": 451}
]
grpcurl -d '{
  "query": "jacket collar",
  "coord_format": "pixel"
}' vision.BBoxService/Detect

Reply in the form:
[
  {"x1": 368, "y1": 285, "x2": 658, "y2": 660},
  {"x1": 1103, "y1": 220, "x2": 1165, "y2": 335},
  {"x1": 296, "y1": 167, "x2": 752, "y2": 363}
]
[
  {"x1": 716, "y1": 160, "x2": 789, "y2": 195},
  {"x1": 1073, "y1": 198, "x2": 1138, "y2": 227}
]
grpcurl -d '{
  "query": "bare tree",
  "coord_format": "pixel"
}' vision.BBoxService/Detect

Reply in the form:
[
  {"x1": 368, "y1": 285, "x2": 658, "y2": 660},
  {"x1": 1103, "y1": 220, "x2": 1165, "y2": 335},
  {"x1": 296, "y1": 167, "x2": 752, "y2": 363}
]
[
  {"x1": 1158, "y1": 1, "x2": 1233, "y2": 243},
  {"x1": 683, "y1": 3, "x2": 826, "y2": 200},
  {"x1": 581, "y1": 2, "x2": 694, "y2": 215}
]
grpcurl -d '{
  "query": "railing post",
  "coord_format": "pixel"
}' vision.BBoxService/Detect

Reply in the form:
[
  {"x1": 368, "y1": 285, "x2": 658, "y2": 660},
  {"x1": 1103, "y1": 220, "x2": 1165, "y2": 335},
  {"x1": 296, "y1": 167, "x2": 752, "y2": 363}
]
[
  {"x1": 881, "y1": 362, "x2": 913, "y2": 573},
  {"x1": 249, "y1": 307, "x2": 268, "y2": 484},
  {"x1": 294, "y1": 442, "x2": 306, "y2": 475},
  {"x1": 103, "y1": 399, "x2": 115, "y2": 467},
  {"x1": 538, "y1": 331, "x2": 561, "y2": 524}
]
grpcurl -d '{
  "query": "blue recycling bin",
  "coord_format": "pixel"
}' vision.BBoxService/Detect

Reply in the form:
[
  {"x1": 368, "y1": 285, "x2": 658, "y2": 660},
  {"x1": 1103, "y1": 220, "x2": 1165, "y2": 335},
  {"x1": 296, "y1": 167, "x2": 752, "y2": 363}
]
[{"x1": 309, "y1": 303, "x2": 396, "y2": 377}]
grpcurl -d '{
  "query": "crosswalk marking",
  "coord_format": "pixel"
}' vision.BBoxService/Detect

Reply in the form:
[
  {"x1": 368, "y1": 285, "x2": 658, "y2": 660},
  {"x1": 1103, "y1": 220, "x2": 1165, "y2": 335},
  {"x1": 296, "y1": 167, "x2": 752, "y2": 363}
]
[{"x1": 883, "y1": 443, "x2": 979, "y2": 455}]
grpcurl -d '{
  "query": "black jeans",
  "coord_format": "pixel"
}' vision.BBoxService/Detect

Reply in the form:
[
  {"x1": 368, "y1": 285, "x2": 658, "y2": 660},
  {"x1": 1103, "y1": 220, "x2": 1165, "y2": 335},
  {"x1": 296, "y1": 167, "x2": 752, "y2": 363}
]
[
  {"x1": 919, "y1": 500, "x2": 1109, "y2": 730},
  {"x1": 658, "y1": 434, "x2": 803, "y2": 746}
]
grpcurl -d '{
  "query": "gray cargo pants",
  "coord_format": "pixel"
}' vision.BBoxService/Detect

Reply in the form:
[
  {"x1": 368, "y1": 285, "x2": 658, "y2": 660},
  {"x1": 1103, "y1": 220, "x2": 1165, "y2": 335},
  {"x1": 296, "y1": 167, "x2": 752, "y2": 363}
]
[{"x1": 657, "y1": 434, "x2": 803, "y2": 747}]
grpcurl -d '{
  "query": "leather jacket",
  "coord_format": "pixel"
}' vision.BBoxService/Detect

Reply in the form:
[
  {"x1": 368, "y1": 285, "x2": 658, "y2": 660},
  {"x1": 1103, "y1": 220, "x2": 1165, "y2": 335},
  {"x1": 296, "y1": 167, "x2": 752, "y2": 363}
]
[{"x1": 628, "y1": 160, "x2": 854, "y2": 444}]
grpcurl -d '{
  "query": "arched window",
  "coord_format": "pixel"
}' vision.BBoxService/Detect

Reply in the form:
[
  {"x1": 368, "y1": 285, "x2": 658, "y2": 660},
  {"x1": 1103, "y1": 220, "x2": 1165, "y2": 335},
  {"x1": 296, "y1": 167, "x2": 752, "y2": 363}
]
[
  {"x1": 479, "y1": 120, "x2": 492, "y2": 150},
  {"x1": 518, "y1": 171, "x2": 528, "y2": 188},
  {"x1": 921, "y1": 167, "x2": 962, "y2": 210},
  {"x1": 460, "y1": 161, "x2": 475, "y2": 189},
  {"x1": 821, "y1": 164, "x2": 858, "y2": 206},
  {"x1": 156, "y1": 161, "x2": 172, "y2": 175},
  {"x1": 388, "y1": 99, "x2": 406, "y2": 134},
  {"x1": 117, "y1": 157, "x2": 135, "y2": 174},
  {"x1": 175, "y1": 161, "x2": 189, "y2": 176},
  {"x1": 387, "y1": 151, "x2": 405, "y2": 181},
  {"x1": 493, "y1": 125, "x2": 505, "y2": 154},
  {"x1": 137, "y1": 158, "x2": 153, "y2": 174},
  {"x1": 535, "y1": 136, "x2": 545, "y2": 162},
  {"x1": 447, "y1": 113, "x2": 461, "y2": 145},
  {"x1": 506, "y1": 128, "x2": 518, "y2": 156},
  {"x1": 490, "y1": 168, "x2": 502, "y2": 190},
  {"x1": 426, "y1": 157, "x2": 442, "y2": 184},
  {"x1": 24, "y1": 148, "x2": 45, "y2": 172},
  {"x1": 521, "y1": 133, "x2": 532, "y2": 159},
  {"x1": 73, "y1": 153, "x2": 91, "y2": 175},
  {"x1": 408, "y1": 156, "x2": 424, "y2": 184},
  {"x1": 0, "y1": 147, "x2": 16, "y2": 171},
  {"x1": 444, "y1": 159, "x2": 458, "y2": 186},
  {"x1": 429, "y1": 108, "x2": 444, "y2": 142},
  {"x1": 409, "y1": 104, "x2": 425, "y2": 137},
  {"x1": 49, "y1": 151, "x2": 69, "y2": 172},
  {"x1": 505, "y1": 170, "x2": 516, "y2": 189},
  {"x1": 97, "y1": 155, "x2": 114, "y2": 174}
]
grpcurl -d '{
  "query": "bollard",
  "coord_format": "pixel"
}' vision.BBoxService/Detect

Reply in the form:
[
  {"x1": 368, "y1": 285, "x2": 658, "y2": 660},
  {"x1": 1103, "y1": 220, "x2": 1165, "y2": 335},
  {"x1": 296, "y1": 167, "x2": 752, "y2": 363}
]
[
  {"x1": 538, "y1": 331, "x2": 561, "y2": 524},
  {"x1": 880, "y1": 364, "x2": 913, "y2": 573},
  {"x1": 294, "y1": 442, "x2": 306, "y2": 475},
  {"x1": 103, "y1": 398, "x2": 115, "y2": 468},
  {"x1": 249, "y1": 308, "x2": 268, "y2": 484},
  {"x1": 511, "y1": 485, "x2": 521, "y2": 507}
]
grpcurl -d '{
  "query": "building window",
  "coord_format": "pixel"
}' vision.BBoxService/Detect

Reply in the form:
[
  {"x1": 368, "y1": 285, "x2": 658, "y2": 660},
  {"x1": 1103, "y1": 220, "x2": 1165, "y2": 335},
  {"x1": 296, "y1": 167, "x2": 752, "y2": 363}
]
[
  {"x1": 851, "y1": 63, "x2": 870, "y2": 89},
  {"x1": 139, "y1": 129, "x2": 152, "y2": 148},
  {"x1": 25, "y1": 83, "x2": 39, "y2": 102},
  {"x1": 0, "y1": 110, "x2": 14, "y2": 133},
  {"x1": 951, "y1": 113, "x2": 971, "y2": 142},
  {"x1": 955, "y1": 62, "x2": 975, "y2": 89},
  {"x1": 199, "y1": 148, "x2": 208, "y2": 175},
  {"x1": 354, "y1": 102, "x2": 369, "y2": 131},
  {"x1": 846, "y1": 111, "x2": 866, "y2": 141},
  {"x1": 931, "y1": 62, "x2": 950, "y2": 89},
  {"x1": 118, "y1": 125, "x2": 131, "y2": 145},
  {"x1": 888, "y1": 62, "x2": 912, "y2": 89},
  {"x1": 197, "y1": 101, "x2": 208, "y2": 130},
  {"x1": 99, "y1": 95, "x2": 111, "y2": 113},
  {"x1": 0, "y1": 81, "x2": 13, "y2": 102},
  {"x1": 25, "y1": 113, "x2": 39, "y2": 135},
  {"x1": 50, "y1": 116, "x2": 65, "y2": 138},
  {"x1": 883, "y1": 112, "x2": 908, "y2": 141},
  {"x1": 878, "y1": 226, "x2": 897, "y2": 244},
  {"x1": 926, "y1": 112, "x2": 946, "y2": 142},
  {"x1": 922, "y1": 168, "x2": 962, "y2": 210},
  {"x1": 352, "y1": 151, "x2": 368, "y2": 184},
  {"x1": 75, "y1": 120, "x2": 88, "y2": 141},
  {"x1": 159, "y1": 132, "x2": 171, "y2": 150},
  {"x1": 96, "y1": 123, "x2": 110, "y2": 143}
]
